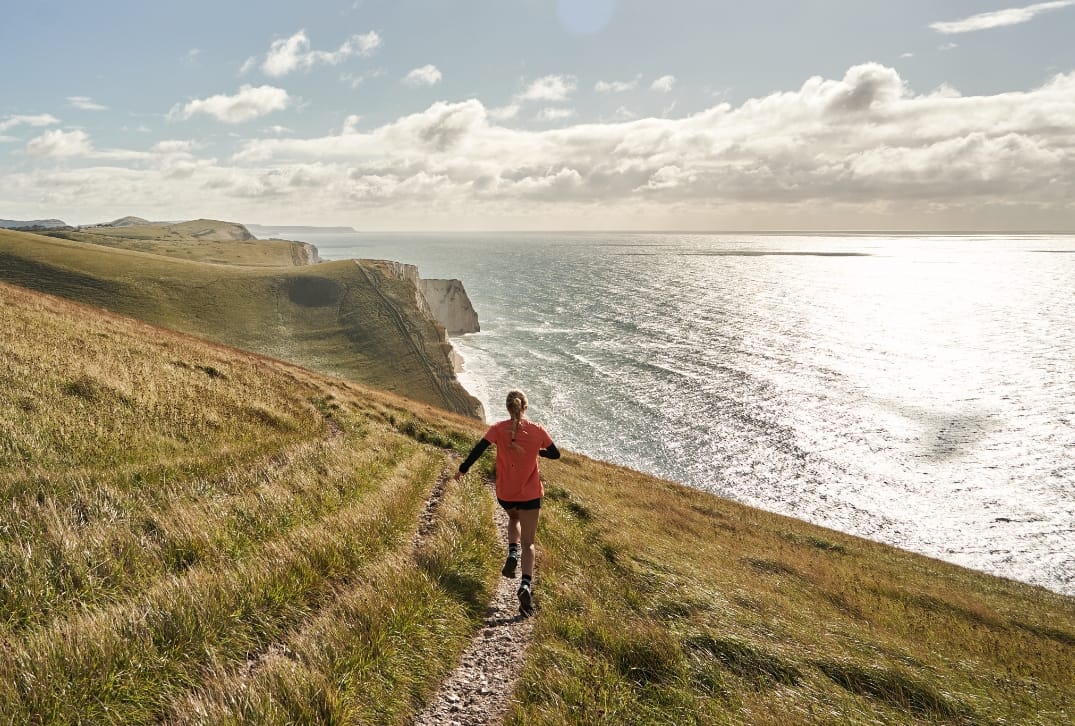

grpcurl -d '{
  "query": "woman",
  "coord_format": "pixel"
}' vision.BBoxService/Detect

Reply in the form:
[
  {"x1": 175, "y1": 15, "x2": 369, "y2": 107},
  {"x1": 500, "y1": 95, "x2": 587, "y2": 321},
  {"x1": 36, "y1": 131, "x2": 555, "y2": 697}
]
[{"x1": 455, "y1": 389, "x2": 560, "y2": 615}]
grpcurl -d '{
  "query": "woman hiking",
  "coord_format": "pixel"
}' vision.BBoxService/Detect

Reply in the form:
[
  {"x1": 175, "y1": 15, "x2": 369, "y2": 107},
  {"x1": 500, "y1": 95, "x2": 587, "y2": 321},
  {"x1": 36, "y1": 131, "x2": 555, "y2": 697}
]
[{"x1": 455, "y1": 389, "x2": 560, "y2": 616}]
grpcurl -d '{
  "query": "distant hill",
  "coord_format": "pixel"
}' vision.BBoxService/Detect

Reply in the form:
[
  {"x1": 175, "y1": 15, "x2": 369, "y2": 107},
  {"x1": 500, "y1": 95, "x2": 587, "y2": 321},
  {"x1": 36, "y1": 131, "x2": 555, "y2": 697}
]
[
  {"x1": 0, "y1": 218, "x2": 67, "y2": 229},
  {"x1": 0, "y1": 226, "x2": 481, "y2": 417},
  {"x1": 42, "y1": 224, "x2": 314, "y2": 267},
  {"x1": 104, "y1": 215, "x2": 157, "y2": 227},
  {"x1": 89, "y1": 218, "x2": 255, "y2": 241},
  {"x1": 246, "y1": 224, "x2": 358, "y2": 239}
]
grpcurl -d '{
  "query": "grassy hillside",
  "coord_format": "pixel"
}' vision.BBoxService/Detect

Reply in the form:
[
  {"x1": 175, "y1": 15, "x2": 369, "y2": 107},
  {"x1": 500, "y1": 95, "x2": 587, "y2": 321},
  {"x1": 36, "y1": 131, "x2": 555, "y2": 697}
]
[
  {"x1": 0, "y1": 227, "x2": 479, "y2": 418},
  {"x1": 2, "y1": 281, "x2": 1072, "y2": 724},
  {"x1": 41, "y1": 219, "x2": 310, "y2": 267}
]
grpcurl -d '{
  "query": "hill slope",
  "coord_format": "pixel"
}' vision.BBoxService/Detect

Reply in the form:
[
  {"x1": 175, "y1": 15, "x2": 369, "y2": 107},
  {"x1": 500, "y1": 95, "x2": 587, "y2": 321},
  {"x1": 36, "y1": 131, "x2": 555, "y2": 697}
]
[
  {"x1": 42, "y1": 219, "x2": 309, "y2": 266},
  {"x1": 0, "y1": 218, "x2": 67, "y2": 229},
  {"x1": 0, "y1": 227, "x2": 479, "y2": 417},
  {"x1": 1, "y1": 281, "x2": 1072, "y2": 724}
]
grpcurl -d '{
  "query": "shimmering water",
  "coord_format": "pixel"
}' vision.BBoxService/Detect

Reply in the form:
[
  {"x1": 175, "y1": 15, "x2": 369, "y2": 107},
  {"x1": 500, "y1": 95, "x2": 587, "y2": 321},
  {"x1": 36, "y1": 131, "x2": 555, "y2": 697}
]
[{"x1": 297, "y1": 231, "x2": 1075, "y2": 595}]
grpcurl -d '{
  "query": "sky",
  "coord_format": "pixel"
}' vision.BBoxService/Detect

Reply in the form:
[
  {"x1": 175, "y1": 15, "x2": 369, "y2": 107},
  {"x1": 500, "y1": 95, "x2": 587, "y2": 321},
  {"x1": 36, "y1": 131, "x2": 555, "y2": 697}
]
[{"x1": 1, "y1": 0, "x2": 1074, "y2": 231}]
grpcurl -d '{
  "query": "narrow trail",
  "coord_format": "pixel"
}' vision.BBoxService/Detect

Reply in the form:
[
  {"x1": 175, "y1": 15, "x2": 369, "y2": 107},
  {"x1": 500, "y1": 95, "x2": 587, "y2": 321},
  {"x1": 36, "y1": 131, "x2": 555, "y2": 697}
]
[{"x1": 414, "y1": 476, "x2": 535, "y2": 726}]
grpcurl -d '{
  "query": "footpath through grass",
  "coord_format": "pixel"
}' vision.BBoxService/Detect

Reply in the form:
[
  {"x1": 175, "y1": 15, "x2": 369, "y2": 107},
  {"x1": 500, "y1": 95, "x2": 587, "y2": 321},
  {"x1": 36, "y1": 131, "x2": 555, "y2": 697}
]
[{"x1": 0, "y1": 282, "x2": 497, "y2": 723}]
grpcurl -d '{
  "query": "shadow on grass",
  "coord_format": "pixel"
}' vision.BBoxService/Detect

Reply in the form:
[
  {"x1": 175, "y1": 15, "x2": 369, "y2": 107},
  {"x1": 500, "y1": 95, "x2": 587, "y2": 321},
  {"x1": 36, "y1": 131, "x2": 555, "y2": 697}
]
[
  {"x1": 686, "y1": 635, "x2": 802, "y2": 687},
  {"x1": 882, "y1": 588, "x2": 1007, "y2": 631},
  {"x1": 1011, "y1": 620, "x2": 1075, "y2": 647},
  {"x1": 544, "y1": 484, "x2": 594, "y2": 523},
  {"x1": 780, "y1": 531, "x2": 849, "y2": 555},
  {"x1": 436, "y1": 569, "x2": 489, "y2": 616},
  {"x1": 743, "y1": 557, "x2": 806, "y2": 580},
  {"x1": 816, "y1": 661, "x2": 975, "y2": 722}
]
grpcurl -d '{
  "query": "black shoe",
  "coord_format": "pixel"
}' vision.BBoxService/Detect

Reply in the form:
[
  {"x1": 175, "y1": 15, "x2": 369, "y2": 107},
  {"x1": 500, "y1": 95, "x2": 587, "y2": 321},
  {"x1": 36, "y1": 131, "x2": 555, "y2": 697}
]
[
  {"x1": 517, "y1": 581, "x2": 534, "y2": 616},
  {"x1": 502, "y1": 554, "x2": 518, "y2": 578}
]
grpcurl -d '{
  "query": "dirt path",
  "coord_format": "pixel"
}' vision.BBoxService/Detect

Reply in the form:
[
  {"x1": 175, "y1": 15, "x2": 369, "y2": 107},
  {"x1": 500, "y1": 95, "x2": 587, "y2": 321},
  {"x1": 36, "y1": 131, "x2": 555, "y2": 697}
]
[{"x1": 414, "y1": 478, "x2": 535, "y2": 726}]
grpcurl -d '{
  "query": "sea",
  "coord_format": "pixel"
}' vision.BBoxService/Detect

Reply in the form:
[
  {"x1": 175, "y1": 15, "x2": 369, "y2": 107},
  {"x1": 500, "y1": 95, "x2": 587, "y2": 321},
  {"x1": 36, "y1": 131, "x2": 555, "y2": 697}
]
[{"x1": 291, "y1": 231, "x2": 1074, "y2": 597}]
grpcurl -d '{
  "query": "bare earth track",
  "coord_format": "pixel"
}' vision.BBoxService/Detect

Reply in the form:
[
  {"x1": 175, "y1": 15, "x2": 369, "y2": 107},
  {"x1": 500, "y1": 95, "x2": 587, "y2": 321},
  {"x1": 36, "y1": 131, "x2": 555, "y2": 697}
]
[{"x1": 414, "y1": 474, "x2": 535, "y2": 726}]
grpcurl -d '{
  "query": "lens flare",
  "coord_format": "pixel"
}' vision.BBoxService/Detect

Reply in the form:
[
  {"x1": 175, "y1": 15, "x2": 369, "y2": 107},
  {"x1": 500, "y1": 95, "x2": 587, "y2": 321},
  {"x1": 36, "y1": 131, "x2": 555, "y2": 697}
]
[{"x1": 557, "y1": 0, "x2": 616, "y2": 35}]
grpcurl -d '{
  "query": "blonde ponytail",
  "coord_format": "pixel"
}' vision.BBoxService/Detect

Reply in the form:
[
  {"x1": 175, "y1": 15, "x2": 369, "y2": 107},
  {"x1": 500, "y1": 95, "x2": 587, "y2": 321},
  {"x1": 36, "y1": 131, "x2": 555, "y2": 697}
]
[{"x1": 506, "y1": 389, "x2": 528, "y2": 446}]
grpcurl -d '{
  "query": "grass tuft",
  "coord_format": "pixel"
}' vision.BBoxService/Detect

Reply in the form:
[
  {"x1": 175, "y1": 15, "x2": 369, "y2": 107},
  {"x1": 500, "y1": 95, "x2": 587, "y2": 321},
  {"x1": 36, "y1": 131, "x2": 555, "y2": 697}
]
[
  {"x1": 686, "y1": 636, "x2": 803, "y2": 687},
  {"x1": 816, "y1": 661, "x2": 973, "y2": 721}
]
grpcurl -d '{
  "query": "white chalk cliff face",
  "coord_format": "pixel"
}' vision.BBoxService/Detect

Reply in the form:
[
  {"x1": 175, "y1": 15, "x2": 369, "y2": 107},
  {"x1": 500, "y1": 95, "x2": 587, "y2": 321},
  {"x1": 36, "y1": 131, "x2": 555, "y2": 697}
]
[{"x1": 420, "y1": 279, "x2": 480, "y2": 336}]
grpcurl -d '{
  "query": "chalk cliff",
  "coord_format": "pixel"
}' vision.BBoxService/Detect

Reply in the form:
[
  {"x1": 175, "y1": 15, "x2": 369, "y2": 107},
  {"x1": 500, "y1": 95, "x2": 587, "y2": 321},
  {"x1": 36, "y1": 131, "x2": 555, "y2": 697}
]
[
  {"x1": 364, "y1": 260, "x2": 484, "y2": 419},
  {"x1": 420, "y1": 279, "x2": 480, "y2": 336}
]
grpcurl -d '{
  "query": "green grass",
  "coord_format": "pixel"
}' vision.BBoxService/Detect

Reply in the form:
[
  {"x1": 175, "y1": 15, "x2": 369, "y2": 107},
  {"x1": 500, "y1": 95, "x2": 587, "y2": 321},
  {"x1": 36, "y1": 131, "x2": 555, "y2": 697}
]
[
  {"x1": 507, "y1": 470, "x2": 1075, "y2": 724},
  {"x1": 0, "y1": 281, "x2": 496, "y2": 723},
  {"x1": 43, "y1": 219, "x2": 311, "y2": 267},
  {"x1": 0, "y1": 227, "x2": 480, "y2": 417},
  {"x1": 2, "y1": 281, "x2": 1073, "y2": 724}
]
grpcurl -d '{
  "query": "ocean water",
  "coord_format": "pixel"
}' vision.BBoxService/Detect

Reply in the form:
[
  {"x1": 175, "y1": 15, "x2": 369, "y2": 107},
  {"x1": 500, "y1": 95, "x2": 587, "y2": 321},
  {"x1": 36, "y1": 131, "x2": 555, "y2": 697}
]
[{"x1": 298, "y1": 231, "x2": 1074, "y2": 596}]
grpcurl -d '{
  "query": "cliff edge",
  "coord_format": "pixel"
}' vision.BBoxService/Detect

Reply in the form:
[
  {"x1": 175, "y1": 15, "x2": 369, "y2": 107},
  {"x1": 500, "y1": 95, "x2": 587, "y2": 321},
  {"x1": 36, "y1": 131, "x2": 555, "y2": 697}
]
[{"x1": 420, "y1": 279, "x2": 480, "y2": 336}]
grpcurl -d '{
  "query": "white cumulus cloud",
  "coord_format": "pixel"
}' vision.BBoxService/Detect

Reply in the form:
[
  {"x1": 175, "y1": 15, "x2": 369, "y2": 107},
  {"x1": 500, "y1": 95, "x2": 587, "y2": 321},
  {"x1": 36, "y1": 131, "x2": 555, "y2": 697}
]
[
  {"x1": 930, "y1": 1, "x2": 1075, "y2": 33},
  {"x1": 172, "y1": 85, "x2": 290, "y2": 124},
  {"x1": 0, "y1": 113, "x2": 60, "y2": 133},
  {"x1": 518, "y1": 75, "x2": 576, "y2": 102},
  {"x1": 9, "y1": 63, "x2": 1075, "y2": 230},
  {"x1": 538, "y1": 108, "x2": 576, "y2": 121},
  {"x1": 68, "y1": 96, "x2": 108, "y2": 111},
  {"x1": 261, "y1": 29, "x2": 381, "y2": 77},
  {"x1": 595, "y1": 77, "x2": 639, "y2": 93},
  {"x1": 651, "y1": 75, "x2": 676, "y2": 93},
  {"x1": 404, "y1": 64, "x2": 442, "y2": 86},
  {"x1": 26, "y1": 129, "x2": 93, "y2": 157}
]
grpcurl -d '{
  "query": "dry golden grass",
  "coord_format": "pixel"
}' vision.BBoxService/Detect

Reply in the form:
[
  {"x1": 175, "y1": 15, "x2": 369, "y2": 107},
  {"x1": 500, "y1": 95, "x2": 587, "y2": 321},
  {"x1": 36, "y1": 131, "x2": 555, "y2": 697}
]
[
  {"x1": 510, "y1": 461, "x2": 1075, "y2": 724},
  {"x1": 0, "y1": 282, "x2": 495, "y2": 723},
  {"x1": 2, "y1": 280, "x2": 1073, "y2": 724}
]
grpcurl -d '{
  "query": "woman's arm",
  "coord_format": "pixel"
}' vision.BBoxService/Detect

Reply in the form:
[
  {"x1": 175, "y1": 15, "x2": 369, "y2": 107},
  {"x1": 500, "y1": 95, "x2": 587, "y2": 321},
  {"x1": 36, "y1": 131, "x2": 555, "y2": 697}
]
[
  {"x1": 539, "y1": 442, "x2": 561, "y2": 460},
  {"x1": 458, "y1": 438, "x2": 491, "y2": 475}
]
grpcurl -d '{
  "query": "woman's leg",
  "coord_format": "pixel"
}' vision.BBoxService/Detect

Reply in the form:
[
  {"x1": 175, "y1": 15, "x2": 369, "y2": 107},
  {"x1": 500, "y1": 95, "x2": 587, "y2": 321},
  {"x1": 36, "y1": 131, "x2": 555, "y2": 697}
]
[
  {"x1": 506, "y1": 508, "x2": 521, "y2": 546},
  {"x1": 518, "y1": 508, "x2": 540, "y2": 578}
]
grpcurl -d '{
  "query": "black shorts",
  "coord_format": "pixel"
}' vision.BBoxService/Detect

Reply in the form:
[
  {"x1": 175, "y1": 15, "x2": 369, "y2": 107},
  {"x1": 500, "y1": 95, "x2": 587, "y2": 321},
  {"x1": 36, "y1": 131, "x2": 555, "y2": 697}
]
[{"x1": 498, "y1": 497, "x2": 542, "y2": 511}]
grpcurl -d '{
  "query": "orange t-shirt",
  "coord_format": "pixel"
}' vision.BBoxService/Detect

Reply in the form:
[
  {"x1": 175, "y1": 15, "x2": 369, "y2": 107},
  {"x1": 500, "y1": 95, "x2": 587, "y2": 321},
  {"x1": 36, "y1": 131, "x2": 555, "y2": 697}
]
[{"x1": 483, "y1": 418, "x2": 554, "y2": 502}]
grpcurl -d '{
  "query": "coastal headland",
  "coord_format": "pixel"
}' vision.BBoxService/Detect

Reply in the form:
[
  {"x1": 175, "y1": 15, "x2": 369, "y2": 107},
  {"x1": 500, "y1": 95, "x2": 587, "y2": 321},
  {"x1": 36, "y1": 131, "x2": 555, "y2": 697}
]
[
  {"x1": 0, "y1": 218, "x2": 1072, "y2": 722},
  {"x1": 0, "y1": 220, "x2": 481, "y2": 418}
]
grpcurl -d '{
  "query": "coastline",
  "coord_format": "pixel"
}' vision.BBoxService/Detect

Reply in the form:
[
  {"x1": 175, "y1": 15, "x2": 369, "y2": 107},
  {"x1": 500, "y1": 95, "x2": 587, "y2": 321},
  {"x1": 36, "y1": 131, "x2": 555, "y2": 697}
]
[{"x1": 449, "y1": 334, "x2": 493, "y2": 424}]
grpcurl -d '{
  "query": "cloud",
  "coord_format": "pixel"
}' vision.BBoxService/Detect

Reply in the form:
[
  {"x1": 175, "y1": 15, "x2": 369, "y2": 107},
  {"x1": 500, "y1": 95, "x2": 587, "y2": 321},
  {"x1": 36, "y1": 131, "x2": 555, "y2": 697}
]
[
  {"x1": 538, "y1": 108, "x2": 576, "y2": 121},
  {"x1": 595, "y1": 77, "x2": 639, "y2": 93},
  {"x1": 24, "y1": 129, "x2": 179, "y2": 161},
  {"x1": 489, "y1": 104, "x2": 520, "y2": 121},
  {"x1": 404, "y1": 64, "x2": 442, "y2": 86},
  {"x1": 0, "y1": 113, "x2": 60, "y2": 133},
  {"x1": 25, "y1": 129, "x2": 93, "y2": 157},
  {"x1": 261, "y1": 29, "x2": 381, "y2": 77},
  {"x1": 9, "y1": 64, "x2": 1075, "y2": 230},
  {"x1": 68, "y1": 96, "x2": 108, "y2": 111},
  {"x1": 151, "y1": 140, "x2": 195, "y2": 154},
  {"x1": 172, "y1": 85, "x2": 290, "y2": 123},
  {"x1": 341, "y1": 68, "x2": 384, "y2": 89},
  {"x1": 518, "y1": 75, "x2": 576, "y2": 102},
  {"x1": 930, "y1": 1, "x2": 1075, "y2": 34},
  {"x1": 225, "y1": 64, "x2": 1075, "y2": 213},
  {"x1": 651, "y1": 75, "x2": 676, "y2": 93}
]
